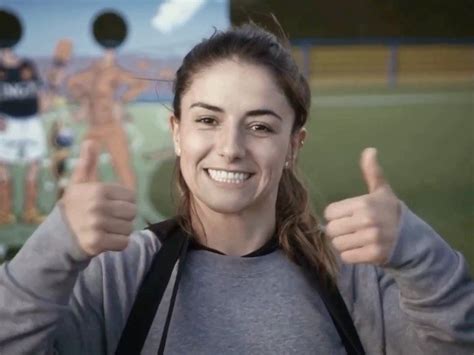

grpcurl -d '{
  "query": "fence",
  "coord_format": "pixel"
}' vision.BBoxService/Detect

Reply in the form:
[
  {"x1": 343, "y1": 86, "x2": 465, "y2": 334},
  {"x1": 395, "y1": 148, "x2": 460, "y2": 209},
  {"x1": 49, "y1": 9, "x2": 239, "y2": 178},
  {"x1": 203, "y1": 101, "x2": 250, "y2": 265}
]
[{"x1": 292, "y1": 39, "x2": 474, "y2": 87}]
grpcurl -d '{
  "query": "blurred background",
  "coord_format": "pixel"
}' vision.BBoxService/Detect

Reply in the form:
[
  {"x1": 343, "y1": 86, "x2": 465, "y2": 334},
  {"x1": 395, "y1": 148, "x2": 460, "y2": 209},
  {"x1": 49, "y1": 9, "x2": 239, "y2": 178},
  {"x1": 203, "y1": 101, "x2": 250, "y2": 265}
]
[{"x1": 0, "y1": 0, "x2": 472, "y2": 272}]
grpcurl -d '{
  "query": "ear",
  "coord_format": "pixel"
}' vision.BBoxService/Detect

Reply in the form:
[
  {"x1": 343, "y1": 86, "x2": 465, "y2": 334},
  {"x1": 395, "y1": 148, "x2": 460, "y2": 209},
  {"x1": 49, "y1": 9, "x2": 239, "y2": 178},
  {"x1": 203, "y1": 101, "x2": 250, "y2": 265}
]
[
  {"x1": 169, "y1": 115, "x2": 181, "y2": 156},
  {"x1": 287, "y1": 127, "x2": 307, "y2": 163}
]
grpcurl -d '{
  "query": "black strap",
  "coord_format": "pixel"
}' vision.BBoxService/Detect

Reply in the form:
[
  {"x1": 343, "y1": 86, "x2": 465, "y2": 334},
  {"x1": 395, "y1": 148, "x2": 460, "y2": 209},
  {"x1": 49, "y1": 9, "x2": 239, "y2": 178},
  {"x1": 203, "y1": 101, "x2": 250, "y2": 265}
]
[
  {"x1": 115, "y1": 221, "x2": 186, "y2": 355},
  {"x1": 312, "y1": 276, "x2": 365, "y2": 355},
  {"x1": 157, "y1": 236, "x2": 189, "y2": 354},
  {"x1": 116, "y1": 221, "x2": 365, "y2": 355}
]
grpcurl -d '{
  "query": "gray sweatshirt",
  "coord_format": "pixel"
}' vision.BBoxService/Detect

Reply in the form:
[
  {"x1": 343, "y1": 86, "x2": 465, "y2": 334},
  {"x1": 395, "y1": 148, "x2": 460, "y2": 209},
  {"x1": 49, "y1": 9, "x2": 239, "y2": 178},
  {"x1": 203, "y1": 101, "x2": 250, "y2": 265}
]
[{"x1": 0, "y1": 202, "x2": 473, "y2": 354}]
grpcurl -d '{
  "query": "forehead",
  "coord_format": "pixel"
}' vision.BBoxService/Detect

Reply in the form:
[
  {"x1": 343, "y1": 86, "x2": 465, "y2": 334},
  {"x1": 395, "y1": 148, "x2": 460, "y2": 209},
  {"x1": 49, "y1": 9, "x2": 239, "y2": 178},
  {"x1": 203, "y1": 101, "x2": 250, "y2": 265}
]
[{"x1": 181, "y1": 59, "x2": 293, "y2": 115}]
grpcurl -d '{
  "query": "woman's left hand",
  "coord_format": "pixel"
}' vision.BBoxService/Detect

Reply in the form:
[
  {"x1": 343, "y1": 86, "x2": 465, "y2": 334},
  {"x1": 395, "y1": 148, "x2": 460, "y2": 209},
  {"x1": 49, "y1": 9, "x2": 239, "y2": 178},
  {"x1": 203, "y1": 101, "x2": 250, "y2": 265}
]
[{"x1": 324, "y1": 148, "x2": 401, "y2": 265}]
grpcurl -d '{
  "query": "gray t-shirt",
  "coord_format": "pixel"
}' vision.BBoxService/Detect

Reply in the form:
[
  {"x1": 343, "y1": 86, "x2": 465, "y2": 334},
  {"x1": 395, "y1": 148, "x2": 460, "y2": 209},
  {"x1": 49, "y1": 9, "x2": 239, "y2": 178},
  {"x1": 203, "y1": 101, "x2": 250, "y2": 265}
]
[{"x1": 0, "y1": 202, "x2": 473, "y2": 354}]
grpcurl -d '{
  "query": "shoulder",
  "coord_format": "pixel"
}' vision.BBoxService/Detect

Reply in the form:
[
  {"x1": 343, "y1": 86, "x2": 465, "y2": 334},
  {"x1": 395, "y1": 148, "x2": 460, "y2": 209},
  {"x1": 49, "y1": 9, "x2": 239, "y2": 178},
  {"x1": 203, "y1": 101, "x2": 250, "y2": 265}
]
[
  {"x1": 99, "y1": 226, "x2": 159, "y2": 272},
  {"x1": 113, "y1": 63, "x2": 130, "y2": 73},
  {"x1": 113, "y1": 65, "x2": 136, "y2": 79},
  {"x1": 81, "y1": 218, "x2": 180, "y2": 310},
  {"x1": 97, "y1": 218, "x2": 181, "y2": 277},
  {"x1": 20, "y1": 58, "x2": 36, "y2": 69},
  {"x1": 68, "y1": 66, "x2": 95, "y2": 81}
]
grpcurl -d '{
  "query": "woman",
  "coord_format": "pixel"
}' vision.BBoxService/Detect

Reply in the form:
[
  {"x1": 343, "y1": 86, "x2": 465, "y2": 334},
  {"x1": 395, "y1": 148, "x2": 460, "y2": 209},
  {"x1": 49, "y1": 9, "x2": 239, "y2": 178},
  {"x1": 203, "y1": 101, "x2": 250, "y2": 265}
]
[{"x1": 0, "y1": 24, "x2": 473, "y2": 354}]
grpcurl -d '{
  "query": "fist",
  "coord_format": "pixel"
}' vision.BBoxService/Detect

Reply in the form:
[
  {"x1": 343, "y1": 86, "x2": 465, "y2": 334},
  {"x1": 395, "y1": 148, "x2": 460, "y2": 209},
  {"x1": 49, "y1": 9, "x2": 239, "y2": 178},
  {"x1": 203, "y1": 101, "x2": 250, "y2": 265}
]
[
  {"x1": 324, "y1": 148, "x2": 401, "y2": 265},
  {"x1": 61, "y1": 141, "x2": 137, "y2": 256}
]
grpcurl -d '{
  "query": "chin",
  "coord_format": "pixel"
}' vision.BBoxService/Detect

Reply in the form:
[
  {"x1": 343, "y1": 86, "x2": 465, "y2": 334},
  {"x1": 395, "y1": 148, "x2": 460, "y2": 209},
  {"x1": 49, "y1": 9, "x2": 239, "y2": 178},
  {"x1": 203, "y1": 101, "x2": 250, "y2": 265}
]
[
  {"x1": 210, "y1": 201, "x2": 251, "y2": 215},
  {"x1": 196, "y1": 195, "x2": 256, "y2": 215}
]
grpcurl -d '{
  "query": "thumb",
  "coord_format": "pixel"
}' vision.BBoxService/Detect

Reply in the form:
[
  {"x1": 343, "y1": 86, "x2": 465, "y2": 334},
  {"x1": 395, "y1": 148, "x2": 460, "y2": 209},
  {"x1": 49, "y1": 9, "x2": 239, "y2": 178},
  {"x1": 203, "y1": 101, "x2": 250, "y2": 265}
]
[
  {"x1": 360, "y1": 147, "x2": 387, "y2": 193},
  {"x1": 71, "y1": 140, "x2": 99, "y2": 184}
]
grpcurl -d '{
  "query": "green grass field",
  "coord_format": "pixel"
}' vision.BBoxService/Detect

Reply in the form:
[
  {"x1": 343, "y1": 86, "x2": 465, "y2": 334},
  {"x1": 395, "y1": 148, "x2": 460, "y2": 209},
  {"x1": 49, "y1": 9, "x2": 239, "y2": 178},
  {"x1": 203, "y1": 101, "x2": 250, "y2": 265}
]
[{"x1": 1, "y1": 85, "x2": 473, "y2": 273}]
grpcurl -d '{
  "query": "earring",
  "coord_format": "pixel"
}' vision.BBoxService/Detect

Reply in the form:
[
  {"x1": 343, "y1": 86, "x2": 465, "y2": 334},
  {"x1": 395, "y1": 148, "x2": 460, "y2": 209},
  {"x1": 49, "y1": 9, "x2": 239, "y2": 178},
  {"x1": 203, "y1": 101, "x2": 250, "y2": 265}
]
[
  {"x1": 175, "y1": 146, "x2": 181, "y2": 156},
  {"x1": 284, "y1": 161, "x2": 289, "y2": 168}
]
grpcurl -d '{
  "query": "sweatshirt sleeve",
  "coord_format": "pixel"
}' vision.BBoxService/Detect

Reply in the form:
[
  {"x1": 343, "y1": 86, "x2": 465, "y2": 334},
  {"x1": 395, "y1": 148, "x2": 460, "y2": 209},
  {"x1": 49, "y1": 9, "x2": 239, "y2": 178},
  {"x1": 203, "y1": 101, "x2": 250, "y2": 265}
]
[
  {"x1": 0, "y1": 204, "x2": 93, "y2": 354},
  {"x1": 0, "y1": 204, "x2": 162, "y2": 355},
  {"x1": 380, "y1": 202, "x2": 474, "y2": 353}
]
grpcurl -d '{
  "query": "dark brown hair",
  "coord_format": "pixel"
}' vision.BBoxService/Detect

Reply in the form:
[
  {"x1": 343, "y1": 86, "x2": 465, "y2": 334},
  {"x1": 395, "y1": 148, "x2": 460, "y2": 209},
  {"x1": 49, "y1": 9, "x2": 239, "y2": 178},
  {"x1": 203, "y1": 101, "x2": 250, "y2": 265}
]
[{"x1": 172, "y1": 24, "x2": 338, "y2": 283}]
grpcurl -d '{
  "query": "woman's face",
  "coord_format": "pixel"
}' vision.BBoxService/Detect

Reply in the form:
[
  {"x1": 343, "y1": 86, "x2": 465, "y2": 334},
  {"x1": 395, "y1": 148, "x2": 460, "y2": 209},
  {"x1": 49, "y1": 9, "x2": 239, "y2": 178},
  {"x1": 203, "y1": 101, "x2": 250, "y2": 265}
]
[{"x1": 171, "y1": 59, "x2": 302, "y2": 216}]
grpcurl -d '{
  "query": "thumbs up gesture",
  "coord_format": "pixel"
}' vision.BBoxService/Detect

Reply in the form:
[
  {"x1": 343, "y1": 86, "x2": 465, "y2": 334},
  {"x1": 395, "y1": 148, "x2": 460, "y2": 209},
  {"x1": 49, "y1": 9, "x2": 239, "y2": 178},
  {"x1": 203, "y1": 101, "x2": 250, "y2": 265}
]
[
  {"x1": 60, "y1": 141, "x2": 137, "y2": 257},
  {"x1": 324, "y1": 148, "x2": 401, "y2": 265}
]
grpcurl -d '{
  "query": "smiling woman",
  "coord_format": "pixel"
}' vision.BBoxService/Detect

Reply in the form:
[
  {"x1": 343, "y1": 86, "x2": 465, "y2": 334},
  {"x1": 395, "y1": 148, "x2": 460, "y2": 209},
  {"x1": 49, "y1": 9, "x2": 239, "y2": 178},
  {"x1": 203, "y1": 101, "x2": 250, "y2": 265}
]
[
  {"x1": 171, "y1": 59, "x2": 316, "y2": 256},
  {"x1": 0, "y1": 23, "x2": 473, "y2": 355}
]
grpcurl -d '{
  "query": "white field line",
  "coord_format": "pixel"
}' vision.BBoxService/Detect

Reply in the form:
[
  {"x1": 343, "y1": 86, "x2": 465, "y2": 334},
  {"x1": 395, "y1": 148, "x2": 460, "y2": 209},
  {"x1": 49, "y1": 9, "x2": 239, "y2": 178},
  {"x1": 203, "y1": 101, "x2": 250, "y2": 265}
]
[{"x1": 312, "y1": 92, "x2": 474, "y2": 107}]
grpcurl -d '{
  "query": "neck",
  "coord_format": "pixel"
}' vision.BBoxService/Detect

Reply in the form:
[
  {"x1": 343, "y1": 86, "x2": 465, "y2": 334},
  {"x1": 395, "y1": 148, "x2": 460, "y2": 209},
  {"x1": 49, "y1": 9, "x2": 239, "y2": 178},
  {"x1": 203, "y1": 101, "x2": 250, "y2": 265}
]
[
  {"x1": 99, "y1": 49, "x2": 115, "y2": 66},
  {"x1": 0, "y1": 49, "x2": 19, "y2": 67},
  {"x1": 190, "y1": 197, "x2": 277, "y2": 256}
]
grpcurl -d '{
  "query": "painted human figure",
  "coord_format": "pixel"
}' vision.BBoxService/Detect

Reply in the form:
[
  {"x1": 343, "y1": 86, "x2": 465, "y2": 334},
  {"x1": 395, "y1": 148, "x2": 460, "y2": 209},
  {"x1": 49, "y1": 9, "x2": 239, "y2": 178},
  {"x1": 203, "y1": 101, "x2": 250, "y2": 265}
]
[
  {"x1": 67, "y1": 11, "x2": 147, "y2": 191},
  {"x1": 0, "y1": 10, "x2": 67, "y2": 224}
]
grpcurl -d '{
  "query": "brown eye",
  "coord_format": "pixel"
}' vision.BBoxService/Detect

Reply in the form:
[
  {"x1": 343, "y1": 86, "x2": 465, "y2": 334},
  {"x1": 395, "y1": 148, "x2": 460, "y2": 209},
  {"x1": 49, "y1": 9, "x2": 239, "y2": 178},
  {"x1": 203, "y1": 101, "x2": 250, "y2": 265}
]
[
  {"x1": 250, "y1": 124, "x2": 273, "y2": 133},
  {"x1": 196, "y1": 117, "x2": 217, "y2": 125}
]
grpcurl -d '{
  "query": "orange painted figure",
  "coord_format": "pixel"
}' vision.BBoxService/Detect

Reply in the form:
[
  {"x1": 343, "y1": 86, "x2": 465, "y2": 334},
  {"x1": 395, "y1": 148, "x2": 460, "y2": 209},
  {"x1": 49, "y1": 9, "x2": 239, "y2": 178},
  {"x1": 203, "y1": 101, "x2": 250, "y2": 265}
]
[{"x1": 67, "y1": 11, "x2": 147, "y2": 191}]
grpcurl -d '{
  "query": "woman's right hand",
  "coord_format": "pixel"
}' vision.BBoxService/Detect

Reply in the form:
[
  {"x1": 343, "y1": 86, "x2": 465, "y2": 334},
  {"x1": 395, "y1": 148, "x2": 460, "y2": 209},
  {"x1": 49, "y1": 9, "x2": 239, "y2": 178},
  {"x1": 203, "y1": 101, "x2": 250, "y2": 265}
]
[{"x1": 61, "y1": 140, "x2": 137, "y2": 257}]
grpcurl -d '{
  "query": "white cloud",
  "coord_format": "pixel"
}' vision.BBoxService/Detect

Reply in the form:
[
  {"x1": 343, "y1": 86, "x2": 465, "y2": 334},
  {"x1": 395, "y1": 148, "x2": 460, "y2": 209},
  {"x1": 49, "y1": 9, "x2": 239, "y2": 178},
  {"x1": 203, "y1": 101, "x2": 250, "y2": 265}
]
[{"x1": 151, "y1": 0, "x2": 206, "y2": 33}]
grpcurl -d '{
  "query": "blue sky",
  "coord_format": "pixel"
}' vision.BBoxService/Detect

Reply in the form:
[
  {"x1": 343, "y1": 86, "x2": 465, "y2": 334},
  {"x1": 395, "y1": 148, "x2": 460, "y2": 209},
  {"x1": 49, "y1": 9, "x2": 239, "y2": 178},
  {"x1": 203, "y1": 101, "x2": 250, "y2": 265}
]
[{"x1": 0, "y1": 0, "x2": 229, "y2": 57}]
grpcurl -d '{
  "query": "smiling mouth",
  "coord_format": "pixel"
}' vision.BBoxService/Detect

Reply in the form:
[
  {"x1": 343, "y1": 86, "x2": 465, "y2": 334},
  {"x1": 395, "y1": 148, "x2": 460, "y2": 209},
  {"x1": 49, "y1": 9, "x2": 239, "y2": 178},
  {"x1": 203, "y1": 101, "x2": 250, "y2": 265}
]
[{"x1": 206, "y1": 169, "x2": 252, "y2": 184}]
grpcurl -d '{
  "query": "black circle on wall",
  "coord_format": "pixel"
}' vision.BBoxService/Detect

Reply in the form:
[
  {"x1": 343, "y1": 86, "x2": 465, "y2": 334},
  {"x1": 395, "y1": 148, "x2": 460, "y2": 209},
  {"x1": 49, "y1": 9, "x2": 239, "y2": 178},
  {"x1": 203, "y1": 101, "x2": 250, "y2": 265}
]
[
  {"x1": 92, "y1": 10, "x2": 127, "y2": 49},
  {"x1": 0, "y1": 9, "x2": 23, "y2": 49}
]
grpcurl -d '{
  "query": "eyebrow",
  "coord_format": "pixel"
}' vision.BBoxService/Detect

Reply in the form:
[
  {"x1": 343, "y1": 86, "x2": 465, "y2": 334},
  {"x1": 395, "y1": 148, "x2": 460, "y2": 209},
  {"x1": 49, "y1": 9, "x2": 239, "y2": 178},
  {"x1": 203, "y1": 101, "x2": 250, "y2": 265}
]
[
  {"x1": 246, "y1": 109, "x2": 282, "y2": 121},
  {"x1": 190, "y1": 102, "x2": 282, "y2": 121},
  {"x1": 189, "y1": 102, "x2": 223, "y2": 112}
]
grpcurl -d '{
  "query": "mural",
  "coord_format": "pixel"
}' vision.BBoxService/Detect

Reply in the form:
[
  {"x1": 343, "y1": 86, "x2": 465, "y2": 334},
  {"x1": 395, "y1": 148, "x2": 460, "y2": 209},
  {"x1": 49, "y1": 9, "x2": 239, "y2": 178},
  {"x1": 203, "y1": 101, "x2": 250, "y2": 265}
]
[{"x1": 0, "y1": 0, "x2": 230, "y2": 258}]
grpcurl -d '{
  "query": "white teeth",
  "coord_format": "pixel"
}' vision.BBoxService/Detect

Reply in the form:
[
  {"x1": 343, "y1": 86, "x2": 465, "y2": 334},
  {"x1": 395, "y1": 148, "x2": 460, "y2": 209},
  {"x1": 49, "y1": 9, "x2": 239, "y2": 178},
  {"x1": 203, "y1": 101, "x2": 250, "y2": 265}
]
[{"x1": 207, "y1": 169, "x2": 250, "y2": 184}]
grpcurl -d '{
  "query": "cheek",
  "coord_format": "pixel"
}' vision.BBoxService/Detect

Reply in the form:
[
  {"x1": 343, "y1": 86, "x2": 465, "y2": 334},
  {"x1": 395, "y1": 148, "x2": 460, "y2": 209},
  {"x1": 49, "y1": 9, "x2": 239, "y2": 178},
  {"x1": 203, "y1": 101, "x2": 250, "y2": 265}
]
[
  {"x1": 179, "y1": 128, "x2": 209, "y2": 160},
  {"x1": 253, "y1": 139, "x2": 288, "y2": 176},
  {"x1": 178, "y1": 129, "x2": 211, "y2": 182}
]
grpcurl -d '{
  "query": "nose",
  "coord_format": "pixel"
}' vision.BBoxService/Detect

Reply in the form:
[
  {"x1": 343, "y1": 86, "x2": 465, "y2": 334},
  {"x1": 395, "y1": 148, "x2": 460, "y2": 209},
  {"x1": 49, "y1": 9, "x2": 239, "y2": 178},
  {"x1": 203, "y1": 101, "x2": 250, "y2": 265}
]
[{"x1": 216, "y1": 124, "x2": 246, "y2": 162}]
